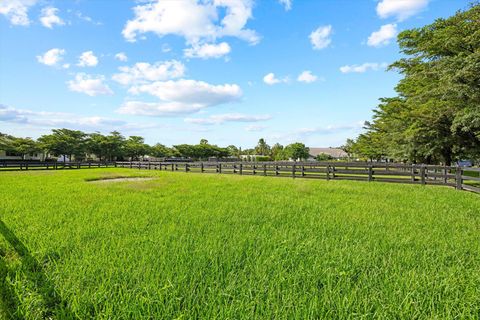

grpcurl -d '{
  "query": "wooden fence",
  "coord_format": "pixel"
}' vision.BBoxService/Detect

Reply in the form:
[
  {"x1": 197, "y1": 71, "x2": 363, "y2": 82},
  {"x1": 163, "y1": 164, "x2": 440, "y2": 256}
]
[
  {"x1": 0, "y1": 161, "x2": 116, "y2": 171},
  {"x1": 116, "y1": 161, "x2": 480, "y2": 194}
]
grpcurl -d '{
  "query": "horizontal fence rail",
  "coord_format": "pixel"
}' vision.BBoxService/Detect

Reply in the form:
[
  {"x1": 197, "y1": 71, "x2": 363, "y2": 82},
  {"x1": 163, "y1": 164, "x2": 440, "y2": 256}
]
[
  {"x1": 116, "y1": 161, "x2": 480, "y2": 194},
  {"x1": 0, "y1": 161, "x2": 116, "y2": 171}
]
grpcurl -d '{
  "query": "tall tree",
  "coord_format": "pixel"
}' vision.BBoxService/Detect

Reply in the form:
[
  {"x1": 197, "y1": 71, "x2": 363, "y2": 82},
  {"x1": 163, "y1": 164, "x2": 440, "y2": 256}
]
[
  {"x1": 124, "y1": 136, "x2": 150, "y2": 160},
  {"x1": 351, "y1": 4, "x2": 480, "y2": 165},
  {"x1": 255, "y1": 138, "x2": 270, "y2": 155},
  {"x1": 11, "y1": 137, "x2": 39, "y2": 160},
  {"x1": 38, "y1": 129, "x2": 87, "y2": 162},
  {"x1": 284, "y1": 143, "x2": 310, "y2": 161}
]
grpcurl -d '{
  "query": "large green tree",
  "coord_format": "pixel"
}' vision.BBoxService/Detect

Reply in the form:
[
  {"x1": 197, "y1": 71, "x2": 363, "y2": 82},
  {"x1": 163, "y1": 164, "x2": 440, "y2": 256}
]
[
  {"x1": 351, "y1": 4, "x2": 480, "y2": 165},
  {"x1": 284, "y1": 143, "x2": 310, "y2": 161},
  {"x1": 38, "y1": 129, "x2": 87, "y2": 161}
]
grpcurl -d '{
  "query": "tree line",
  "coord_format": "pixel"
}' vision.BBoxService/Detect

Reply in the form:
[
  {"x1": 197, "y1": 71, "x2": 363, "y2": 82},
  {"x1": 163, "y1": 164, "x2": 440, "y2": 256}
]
[
  {"x1": 0, "y1": 129, "x2": 312, "y2": 161},
  {"x1": 348, "y1": 4, "x2": 480, "y2": 165}
]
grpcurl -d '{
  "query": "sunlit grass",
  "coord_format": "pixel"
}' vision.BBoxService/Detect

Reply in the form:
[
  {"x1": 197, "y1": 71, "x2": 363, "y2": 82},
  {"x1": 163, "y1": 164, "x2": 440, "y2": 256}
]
[{"x1": 0, "y1": 169, "x2": 479, "y2": 319}]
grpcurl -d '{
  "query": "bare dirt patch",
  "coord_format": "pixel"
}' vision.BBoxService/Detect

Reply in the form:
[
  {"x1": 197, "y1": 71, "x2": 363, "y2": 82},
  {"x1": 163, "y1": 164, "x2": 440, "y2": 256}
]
[{"x1": 87, "y1": 177, "x2": 156, "y2": 183}]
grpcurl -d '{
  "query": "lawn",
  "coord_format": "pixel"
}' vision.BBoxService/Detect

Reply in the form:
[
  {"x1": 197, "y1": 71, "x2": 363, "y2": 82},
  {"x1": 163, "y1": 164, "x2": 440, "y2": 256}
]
[{"x1": 0, "y1": 169, "x2": 479, "y2": 319}]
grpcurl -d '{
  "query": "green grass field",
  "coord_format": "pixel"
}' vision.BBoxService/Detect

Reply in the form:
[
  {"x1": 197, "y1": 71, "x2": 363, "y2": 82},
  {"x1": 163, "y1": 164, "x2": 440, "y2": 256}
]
[{"x1": 0, "y1": 169, "x2": 479, "y2": 319}]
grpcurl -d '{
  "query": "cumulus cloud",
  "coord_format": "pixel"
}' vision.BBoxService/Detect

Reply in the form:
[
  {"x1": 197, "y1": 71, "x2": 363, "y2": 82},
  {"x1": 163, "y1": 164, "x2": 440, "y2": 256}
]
[
  {"x1": 309, "y1": 25, "x2": 332, "y2": 50},
  {"x1": 128, "y1": 79, "x2": 242, "y2": 105},
  {"x1": 184, "y1": 42, "x2": 231, "y2": 59},
  {"x1": 77, "y1": 51, "x2": 99, "y2": 67},
  {"x1": 0, "y1": 104, "x2": 155, "y2": 132},
  {"x1": 39, "y1": 7, "x2": 64, "y2": 28},
  {"x1": 185, "y1": 113, "x2": 271, "y2": 125},
  {"x1": 377, "y1": 0, "x2": 429, "y2": 21},
  {"x1": 112, "y1": 60, "x2": 185, "y2": 86},
  {"x1": 36, "y1": 48, "x2": 65, "y2": 67},
  {"x1": 339, "y1": 62, "x2": 388, "y2": 74},
  {"x1": 263, "y1": 73, "x2": 288, "y2": 85},
  {"x1": 297, "y1": 70, "x2": 318, "y2": 83},
  {"x1": 122, "y1": 0, "x2": 259, "y2": 46},
  {"x1": 0, "y1": 0, "x2": 37, "y2": 26},
  {"x1": 367, "y1": 24, "x2": 397, "y2": 47},
  {"x1": 67, "y1": 73, "x2": 113, "y2": 96},
  {"x1": 114, "y1": 52, "x2": 128, "y2": 62},
  {"x1": 118, "y1": 79, "x2": 242, "y2": 116},
  {"x1": 278, "y1": 0, "x2": 292, "y2": 11}
]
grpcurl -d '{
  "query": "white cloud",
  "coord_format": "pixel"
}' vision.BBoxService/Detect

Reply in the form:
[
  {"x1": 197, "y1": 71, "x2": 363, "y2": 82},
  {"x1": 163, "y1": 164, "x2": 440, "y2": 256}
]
[
  {"x1": 0, "y1": 0, "x2": 37, "y2": 26},
  {"x1": 278, "y1": 0, "x2": 292, "y2": 11},
  {"x1": 75, "y1": 11, "x2": 102, "y2": 25},
  {"x1": 297, "y1": 70, "x2": 317, "y2": 83},
  {"x1": 377, "y1": 0, "x2": 429, "y2": 21},
  {"x1": 112, "y1": 60, "x2": 185, "y2": 86},
  {"x1": 184, "y1": 42, "x2": 231, "y2": 59},
  {"x1": 339, "y1": 62, "x2": 388, "y2": 74},
  {"x1": 185, "y1": 113, "x2": 271, "y2": 125},
  {"x1": 296, "y1": 124, "x2": 360, "y2": 135},
  {"x1": 309, "y1": 25, "x2": 332, "y2": 50},
  {"x1": 128, "y1": 79, "x2": 242, "y2": 105},
  {"x1": 367, "y1": 24, "x2": 397, "y2": 47},
  {"x1": 77, "y1": 51, "x2": 99, "y2": 67},
  {"x1": 122, "y1": 0, "x2": 260, "y2": 46},
  {"x1": 114, "y1": 52, "x2": 128, "y2": 62},
  {"x1": 39, "y1": 7, "x2": 64, "y2": 28},
  {"x1": 263, "y1": 72, "x2": 288, "y2": 85},
  {"x1": 162, "y1": 44, "x2": 172, "y2": 53},
  {"x1": 0, "y1": 104, "x2": 155, "y2": 132},
  {"x1": 36, "y1": 48, "x2": 65, "y2": 66},
  {"x1": 118, "y1": 79, "x2": 242, "y2": 116},
  {"x1": 245, "y1": 124, "x2": 267, "y2": 132},
  {"x1": 67, "y1": 73, "x2": 113, "y2": 96},
  {"x1": 117, "y1": 101, "x2": 204, "y2": 117}
]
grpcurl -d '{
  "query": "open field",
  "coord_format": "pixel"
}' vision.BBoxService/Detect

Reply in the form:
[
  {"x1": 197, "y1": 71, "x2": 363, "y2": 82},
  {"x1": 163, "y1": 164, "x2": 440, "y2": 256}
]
[{"x1": 0, "y1": 169, "x2": 479, "y2": 319}]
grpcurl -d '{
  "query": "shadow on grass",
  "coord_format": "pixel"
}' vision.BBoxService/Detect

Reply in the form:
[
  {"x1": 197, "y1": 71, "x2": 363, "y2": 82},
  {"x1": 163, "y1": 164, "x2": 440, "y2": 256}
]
[{"x1": 0, "y1": 220, "x2": 76, "y2": 319}]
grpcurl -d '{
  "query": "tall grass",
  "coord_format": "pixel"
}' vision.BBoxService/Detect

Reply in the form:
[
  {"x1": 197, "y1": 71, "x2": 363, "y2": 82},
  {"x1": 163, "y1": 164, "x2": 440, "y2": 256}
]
[{"x1": 0, "y1": 169, "x2": 479, "y2": 319}]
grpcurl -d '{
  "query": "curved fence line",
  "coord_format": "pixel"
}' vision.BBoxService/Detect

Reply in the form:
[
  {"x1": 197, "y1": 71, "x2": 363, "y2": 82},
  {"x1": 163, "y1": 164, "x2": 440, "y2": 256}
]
[{"x1": 116, "y1": 161, "x2": 480, "y2": 194}]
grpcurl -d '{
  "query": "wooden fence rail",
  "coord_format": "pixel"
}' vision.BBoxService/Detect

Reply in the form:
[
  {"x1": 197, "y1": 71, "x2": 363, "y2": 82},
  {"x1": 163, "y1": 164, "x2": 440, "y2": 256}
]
[
  {"x1": 0, "y1": 161, "x2": 116, "y2": 171},
  {"x1": 116, "y1": 161, "x2": 480, "y2": 194}
]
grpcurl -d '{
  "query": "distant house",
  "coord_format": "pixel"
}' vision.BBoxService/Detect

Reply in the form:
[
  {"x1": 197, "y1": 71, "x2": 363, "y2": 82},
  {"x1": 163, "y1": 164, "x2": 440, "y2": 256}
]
[
  {"x1": 308, "y1": 147, "x2": 348, "y2": 161},
  {"x1": 0, "y1": 150, "x2": 45, "y2": 161}
]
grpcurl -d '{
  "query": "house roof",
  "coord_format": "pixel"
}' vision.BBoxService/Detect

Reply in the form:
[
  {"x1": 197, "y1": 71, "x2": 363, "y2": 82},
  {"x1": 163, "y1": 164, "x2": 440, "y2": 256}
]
[{"x1": 309, "y1": 147, "x2": 347, "y2": 158}]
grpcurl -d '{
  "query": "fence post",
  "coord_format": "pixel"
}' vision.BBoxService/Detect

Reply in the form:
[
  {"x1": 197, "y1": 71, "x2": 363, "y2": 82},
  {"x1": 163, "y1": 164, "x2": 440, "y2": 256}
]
[
  {"x1": 331, "y1": 165, "x2": 336, "y2": 179},
  {"x1": 275, "y1": 165, "x2": 279, "y2": 176},
  {"x1": 185, "y1": 163, "x2": 189, "y2": 172},
  {"x1": 326, "y1": 165, "x2": 330, "y2": 180},
  {"x1": 219, "y1": 163, "x2": 222, "y2": 174},
  {"x1": 25, "y1": 163, "x2": 29, "y2": 171},
  {"x1": 443, "y1": 166, "x2": 448, "y2": 184},
  {"x1": 201, "y1": 162, "x2": 204, "y2": 173},
  {"x1": 253, "y1": 164, "x2": 256, "y2": 175},
  {"x1": 240, "y1": 163, "x2": 243, "y2": 175},
  {"x1": 420, "y1": 165, "x2": 426, "y2": 185},
  {"x1": 263, "y1": 164, "x2": 267, "y2": 176},
  {"x1": 368, "y1": 165, "x2": 373, "y2": 182},
  {"x1": 292, "y1": 164, "x2": 296, "y2": 178},
  {"x1": 233, "y1": 164, "x2": 236, "y2": 174},
  {"x1": 456, "y1": 166, "x2": 463, "y2": 190}
]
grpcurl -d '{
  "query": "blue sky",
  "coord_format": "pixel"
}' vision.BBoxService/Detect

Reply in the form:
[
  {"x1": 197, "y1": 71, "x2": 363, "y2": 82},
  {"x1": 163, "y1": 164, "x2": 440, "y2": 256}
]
[{"x1": 0, "y1": 0, "x2": 470, "y2": 148}]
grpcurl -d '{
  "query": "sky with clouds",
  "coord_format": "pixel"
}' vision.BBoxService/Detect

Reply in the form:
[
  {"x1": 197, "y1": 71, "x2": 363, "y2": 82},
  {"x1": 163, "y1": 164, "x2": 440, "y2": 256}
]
[{"x1": 0, "y1": 0, "x2": 470, "y2": 147}]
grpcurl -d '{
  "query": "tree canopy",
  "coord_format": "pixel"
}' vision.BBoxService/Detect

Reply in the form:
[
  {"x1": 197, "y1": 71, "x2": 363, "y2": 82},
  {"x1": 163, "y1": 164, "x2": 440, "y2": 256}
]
[{"x1": 350, "y1": 4, "x2": 480, "y2": 165}]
